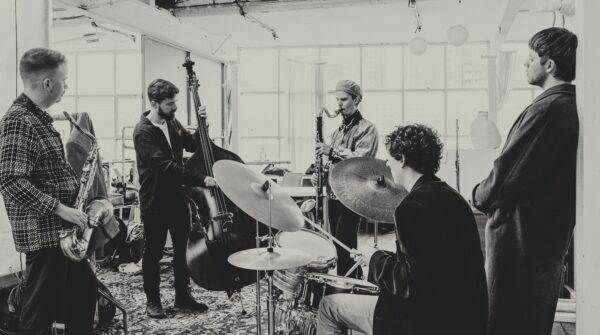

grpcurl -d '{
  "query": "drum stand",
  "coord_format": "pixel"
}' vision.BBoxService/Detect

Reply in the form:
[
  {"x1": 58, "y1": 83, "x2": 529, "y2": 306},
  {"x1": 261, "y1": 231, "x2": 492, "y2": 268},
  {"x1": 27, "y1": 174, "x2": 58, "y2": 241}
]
[{"x1": 255, "y1": 241, "x2": 278, "y2": 335}]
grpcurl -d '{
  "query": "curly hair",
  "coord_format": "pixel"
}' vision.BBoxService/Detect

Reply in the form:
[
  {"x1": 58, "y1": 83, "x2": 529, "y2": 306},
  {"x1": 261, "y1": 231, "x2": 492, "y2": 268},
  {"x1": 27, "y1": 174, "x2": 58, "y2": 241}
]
[
  {"x1": 529, "y1": 27, "x2": 577, "y2": 82},
  {"x1": 147, "y1": 79, "x2": 179, "y2": 104},
  {"x1": 385, "y1": 124, "x2": 444, "y2": 175}
]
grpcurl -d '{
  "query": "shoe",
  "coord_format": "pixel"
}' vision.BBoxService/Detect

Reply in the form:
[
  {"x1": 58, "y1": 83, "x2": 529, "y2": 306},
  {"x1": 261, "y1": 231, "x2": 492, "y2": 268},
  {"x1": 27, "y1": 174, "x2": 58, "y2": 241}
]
[
  {"x1": 146, "y1": 300, "x2": 167, "y2": 318},
  {"x1": 174, "y1": 288, "x2": 209, "y2": 313}
]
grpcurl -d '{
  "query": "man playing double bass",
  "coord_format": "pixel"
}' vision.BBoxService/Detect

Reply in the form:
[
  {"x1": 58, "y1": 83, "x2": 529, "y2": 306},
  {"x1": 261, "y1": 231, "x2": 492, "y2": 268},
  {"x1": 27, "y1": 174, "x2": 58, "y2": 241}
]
[{"x1": 133, "y1": 79, "x2": 216, "y2": 318}]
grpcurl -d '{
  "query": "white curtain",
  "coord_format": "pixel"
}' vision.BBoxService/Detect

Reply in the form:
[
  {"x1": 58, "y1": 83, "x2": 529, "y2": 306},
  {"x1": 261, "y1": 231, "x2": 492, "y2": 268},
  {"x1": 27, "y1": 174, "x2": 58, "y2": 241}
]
[
  {"x1": 495, "y1": 51, "x2": 516, "y2": 113},
  {"x1": 286, "y1": 60, "x2": 326, "y2": 172}
]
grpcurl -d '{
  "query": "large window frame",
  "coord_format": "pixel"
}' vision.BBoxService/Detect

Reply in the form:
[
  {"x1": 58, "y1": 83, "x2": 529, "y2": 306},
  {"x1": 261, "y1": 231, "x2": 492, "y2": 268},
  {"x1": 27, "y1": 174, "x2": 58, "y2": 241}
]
[
  {"x1": 50, "y1": 50, "x2": 143, "y2": 164},
  {"x1": 237, "y1": 42, "x2": 491, "y2": 166}
]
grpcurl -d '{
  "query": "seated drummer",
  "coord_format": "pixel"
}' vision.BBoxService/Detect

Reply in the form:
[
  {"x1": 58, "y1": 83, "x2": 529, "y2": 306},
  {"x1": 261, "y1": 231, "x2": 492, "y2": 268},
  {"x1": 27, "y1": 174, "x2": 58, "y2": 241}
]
[{"x1": 316, "y1": 124, "x2": 487, "y2": 335}]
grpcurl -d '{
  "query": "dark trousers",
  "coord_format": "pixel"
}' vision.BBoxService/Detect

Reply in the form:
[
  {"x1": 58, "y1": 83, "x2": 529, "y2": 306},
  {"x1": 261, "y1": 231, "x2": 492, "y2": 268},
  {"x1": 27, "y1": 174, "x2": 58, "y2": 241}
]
[
  {"x1": 141, "y1": 210, "x2": 190, "y2": 299},
  {"x1": 328, "y1": 199, "x2": 362, "y2": 278},
  {"x1": 19, "y1": 248, "x2": 97, "y2": 335}
]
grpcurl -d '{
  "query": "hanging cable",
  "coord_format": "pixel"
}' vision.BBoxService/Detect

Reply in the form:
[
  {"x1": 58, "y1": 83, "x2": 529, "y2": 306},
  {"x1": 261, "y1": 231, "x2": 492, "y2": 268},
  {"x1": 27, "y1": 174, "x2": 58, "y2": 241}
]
[
  {"x1": 234, "y1": 0, "x2": 279, "y2": 39},
  {"x1": 412, "y1": 1, "x2": 422, "y2": 33}
]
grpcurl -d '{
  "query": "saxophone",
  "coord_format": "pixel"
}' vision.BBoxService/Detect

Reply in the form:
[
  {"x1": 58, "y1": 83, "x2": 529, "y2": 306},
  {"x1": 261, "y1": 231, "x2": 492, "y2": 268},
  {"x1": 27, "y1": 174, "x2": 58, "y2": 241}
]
[{"x1": 59, "y1": 112, "x2": 100, "y2": 262}]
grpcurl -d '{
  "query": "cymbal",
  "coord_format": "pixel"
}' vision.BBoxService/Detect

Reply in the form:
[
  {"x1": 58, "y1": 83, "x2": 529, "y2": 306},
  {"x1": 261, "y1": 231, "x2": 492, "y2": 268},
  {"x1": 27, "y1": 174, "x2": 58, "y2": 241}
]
[
  {"x1": 213, "y1": 160, "x2": 304, "y2": 232},
  {"x1": 228, "y1": 247, "x2": 313, "y2": 271},
  {"x1": 329, "y1": 157, "x2": 407, "y2": 223}
]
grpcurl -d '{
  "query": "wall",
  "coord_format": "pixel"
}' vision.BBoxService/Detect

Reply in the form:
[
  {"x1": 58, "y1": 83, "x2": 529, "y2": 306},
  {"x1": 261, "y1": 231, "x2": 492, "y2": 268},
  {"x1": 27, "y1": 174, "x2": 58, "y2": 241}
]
[
  {"x1": 0, "y1": 0, "x2": 50, "y2": 276},
  {"x1": 575, "y1": 0, "x2": 600, "y2": 332}
]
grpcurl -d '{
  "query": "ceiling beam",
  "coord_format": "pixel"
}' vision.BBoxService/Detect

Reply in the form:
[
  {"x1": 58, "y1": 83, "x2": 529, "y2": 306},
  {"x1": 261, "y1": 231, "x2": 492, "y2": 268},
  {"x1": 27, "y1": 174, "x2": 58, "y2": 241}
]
[
  {"x1": 54, "y1": 0, "x2": 227, "y2": 62},
  {"x1": 488, "y1": 0, "x2": 526, "y2": 56},
  {"x1": 174, "y1": 0, "x2": 410, "y2": 17}
]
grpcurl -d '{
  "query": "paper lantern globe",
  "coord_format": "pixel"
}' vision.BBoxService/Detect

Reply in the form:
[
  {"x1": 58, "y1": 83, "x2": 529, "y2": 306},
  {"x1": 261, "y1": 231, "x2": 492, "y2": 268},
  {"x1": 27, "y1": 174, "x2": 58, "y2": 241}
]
[
  {"x1": 447, "y1": 25, "x2": 469, "y2": 46},
  {"x1": 408, "y1": 37, "x2": 428, "y2": 56}
]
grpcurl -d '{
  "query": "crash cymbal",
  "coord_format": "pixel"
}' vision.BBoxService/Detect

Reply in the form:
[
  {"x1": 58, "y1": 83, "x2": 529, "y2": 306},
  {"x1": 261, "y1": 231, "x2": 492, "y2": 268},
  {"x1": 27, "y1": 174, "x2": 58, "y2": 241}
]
[
  {"x1": 329, "y1": 157, "x2": 407, "y2": 223},
  {"x1": 228, "y1": 247, "x2": 313, "y2": 271},
  {"x1": 213, "y1": 160, "x2": 304, "y2": 232}
]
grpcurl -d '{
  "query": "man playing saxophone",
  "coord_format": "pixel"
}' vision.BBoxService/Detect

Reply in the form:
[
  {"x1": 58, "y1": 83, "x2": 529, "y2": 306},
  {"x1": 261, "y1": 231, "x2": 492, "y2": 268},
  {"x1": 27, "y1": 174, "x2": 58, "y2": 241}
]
[
  {"x1": 314, "y1": 80, "x2": 379, "y2": 278},
  {"x1": 0, "y1": 48, "x2": 96, "y2": 335}
]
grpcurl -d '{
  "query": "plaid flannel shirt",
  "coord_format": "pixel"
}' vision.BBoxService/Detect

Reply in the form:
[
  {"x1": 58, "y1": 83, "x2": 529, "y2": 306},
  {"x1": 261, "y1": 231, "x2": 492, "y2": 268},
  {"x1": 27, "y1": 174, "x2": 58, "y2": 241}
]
[{"x1": 0, "y1": 94, "x2": 79, "y2": 253}]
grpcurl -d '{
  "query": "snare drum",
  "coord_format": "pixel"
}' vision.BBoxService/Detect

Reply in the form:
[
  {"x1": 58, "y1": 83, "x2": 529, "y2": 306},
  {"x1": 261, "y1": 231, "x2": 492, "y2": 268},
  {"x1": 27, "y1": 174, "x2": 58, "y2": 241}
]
[
  {"x1": 300, "y1": 273, "x2": 380, "y2": 309},
  {"x1": 273, "y1": 229, "x2": 337, "y2": 296}
]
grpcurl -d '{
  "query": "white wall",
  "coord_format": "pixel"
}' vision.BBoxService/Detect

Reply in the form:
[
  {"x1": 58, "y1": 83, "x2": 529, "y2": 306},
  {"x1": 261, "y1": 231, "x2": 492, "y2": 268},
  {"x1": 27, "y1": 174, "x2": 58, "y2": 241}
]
[
  {"x1": 0, "y1": 0, "x2": 50, "y2": 276},
  {"x1": 575, "y1": 0, "x2": 600, "y2": 333}
]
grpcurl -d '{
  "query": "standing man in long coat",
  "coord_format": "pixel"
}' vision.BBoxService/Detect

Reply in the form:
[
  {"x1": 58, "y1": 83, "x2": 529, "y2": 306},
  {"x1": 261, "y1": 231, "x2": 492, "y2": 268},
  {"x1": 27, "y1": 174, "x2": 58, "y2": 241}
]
[{"x1": 472, "y1": 27, "x2": 578, "y2": 335}]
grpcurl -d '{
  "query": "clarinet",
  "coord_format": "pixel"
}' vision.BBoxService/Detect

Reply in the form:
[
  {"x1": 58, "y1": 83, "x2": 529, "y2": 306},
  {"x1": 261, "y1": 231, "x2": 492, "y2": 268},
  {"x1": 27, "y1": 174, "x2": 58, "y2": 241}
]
[
  {"x1": 315, "y1": 110, "x2": 324, "y2": 228},
  {"x1": 314, "y1": 107, "x2": 340, "y2": 232}
]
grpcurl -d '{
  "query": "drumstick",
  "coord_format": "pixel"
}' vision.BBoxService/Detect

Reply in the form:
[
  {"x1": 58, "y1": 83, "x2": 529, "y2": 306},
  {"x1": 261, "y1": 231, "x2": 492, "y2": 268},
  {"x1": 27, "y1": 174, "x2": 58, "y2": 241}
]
[
  {"x1": 344, "y1": 259, "x2": 365, "y2": 278},
  {"x1": 303, "y1": 216, "x2": 356, "y2": 254}
]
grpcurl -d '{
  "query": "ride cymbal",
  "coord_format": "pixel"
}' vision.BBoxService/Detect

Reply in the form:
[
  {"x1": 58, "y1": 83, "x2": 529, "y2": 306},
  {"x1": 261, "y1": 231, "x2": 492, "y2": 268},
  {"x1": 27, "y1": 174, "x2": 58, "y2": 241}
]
[
  {"x1": 213, "y1": 160, "x2": 304, "y2": 232},
  {"x1": 329, "y1": 157, "x2": 407, "y2": 223},
  {"x1": 228, "y1": 247, "x2": 313, "y2": 271}
]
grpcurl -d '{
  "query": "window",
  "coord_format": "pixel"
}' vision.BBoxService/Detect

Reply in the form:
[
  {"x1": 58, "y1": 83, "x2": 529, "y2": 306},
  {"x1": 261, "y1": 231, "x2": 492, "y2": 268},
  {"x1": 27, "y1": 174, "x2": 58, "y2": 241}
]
[
  {"x1": 49, "y1": 51, "x2": 143, "y2": 163},
  {"x1": 362, "y1": 46, "x2": 403, "y2": 90},
  {"x1": 405, "y1": 92, "x2": 445, "y2": 134},
  {"x1": 404, "y1": 46, "x2": 445, "y2": 89},
  {"x1": 238, "y1": 43, "x2": 489, "y2": 167},
  {"x1": 321, "y1": 47, "x2": 361, "y2": 91},
  {"x1": 77, "y1": 54, "x2": 115, "y2": 95},
  {"x1": 498, "y1": 42, "x2": 543, "y2": 144}
]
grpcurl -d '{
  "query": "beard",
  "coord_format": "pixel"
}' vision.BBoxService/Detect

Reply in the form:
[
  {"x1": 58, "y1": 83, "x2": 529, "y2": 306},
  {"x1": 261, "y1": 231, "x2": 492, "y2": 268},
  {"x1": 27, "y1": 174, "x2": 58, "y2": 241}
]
[{"x1": 158, "y1": 105, "x2": 175, "y2": 121}]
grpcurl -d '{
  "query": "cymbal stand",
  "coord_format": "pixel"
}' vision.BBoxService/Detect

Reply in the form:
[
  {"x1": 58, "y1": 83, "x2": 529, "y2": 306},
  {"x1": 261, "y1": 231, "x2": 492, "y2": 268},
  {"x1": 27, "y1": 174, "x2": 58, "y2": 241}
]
[
  {"x1": 254, "y1": 219, "x2": 262, "y2": 335},
  {"x1": 302, "y1": 216, "x2": 365, "y2": 277},
  {"x1": 254, "y1": 180, "x2": 276, "y2": 335}
]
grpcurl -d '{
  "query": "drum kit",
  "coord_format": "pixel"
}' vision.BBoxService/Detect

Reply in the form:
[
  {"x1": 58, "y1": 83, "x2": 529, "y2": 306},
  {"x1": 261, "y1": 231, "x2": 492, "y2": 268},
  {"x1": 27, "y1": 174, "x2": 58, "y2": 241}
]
[{"x1": 212, "y1": 158, "x2": 406, "y2": 335}]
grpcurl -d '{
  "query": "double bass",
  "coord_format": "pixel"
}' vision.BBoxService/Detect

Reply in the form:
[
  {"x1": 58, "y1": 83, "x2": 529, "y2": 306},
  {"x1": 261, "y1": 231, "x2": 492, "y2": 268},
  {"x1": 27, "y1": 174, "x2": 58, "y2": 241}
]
[{"x1": 182, "y1": 57, "x2": 262, "y2": 296}]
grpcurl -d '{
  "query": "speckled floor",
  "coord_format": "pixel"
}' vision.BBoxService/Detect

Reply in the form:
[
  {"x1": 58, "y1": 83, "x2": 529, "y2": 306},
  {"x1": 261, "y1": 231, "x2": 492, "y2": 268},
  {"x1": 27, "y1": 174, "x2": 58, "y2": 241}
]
[
  {"x1": 94, "y1": 229, "x2": 397, "y2": 335},
  {"x1": 95, "y1": 264, "x2": 270, "y2": 335}
]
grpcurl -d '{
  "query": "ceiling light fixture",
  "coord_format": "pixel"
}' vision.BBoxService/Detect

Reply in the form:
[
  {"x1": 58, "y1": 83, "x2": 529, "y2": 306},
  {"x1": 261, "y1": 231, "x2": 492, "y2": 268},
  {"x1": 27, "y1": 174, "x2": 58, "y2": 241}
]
[
  {"x1": 447, "y1": 25, "x2": 469, "y2": 46},
  {"x1": 408, "y1": 0, "x2": 426, "y2": 55}
]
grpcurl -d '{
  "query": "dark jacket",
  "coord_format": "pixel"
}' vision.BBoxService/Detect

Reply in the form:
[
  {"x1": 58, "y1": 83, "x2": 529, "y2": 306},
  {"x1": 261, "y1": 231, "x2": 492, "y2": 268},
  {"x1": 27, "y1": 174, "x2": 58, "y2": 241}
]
[
  {"x1": 369, "y1": 174, "x2": 487, "y2": 335},
  {"x1": 133, "y1": 112, "x2": 207, "y2": 214},
  {"x1": 472, "y1": 84, "x2": 578, "y2": 335}
]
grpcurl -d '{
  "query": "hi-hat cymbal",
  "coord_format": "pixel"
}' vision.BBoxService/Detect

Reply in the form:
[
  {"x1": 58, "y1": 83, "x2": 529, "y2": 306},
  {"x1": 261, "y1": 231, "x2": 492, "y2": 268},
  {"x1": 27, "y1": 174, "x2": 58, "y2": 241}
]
[
  {"x1": 228, "y1": 247, "x2": 313, "y2": 271},
  {"x1": 213, "y1": 160, "x2": 304, "y2": 232},
  {"x1": 329, "y1": 157, "x2": 407, "y2": 223}
]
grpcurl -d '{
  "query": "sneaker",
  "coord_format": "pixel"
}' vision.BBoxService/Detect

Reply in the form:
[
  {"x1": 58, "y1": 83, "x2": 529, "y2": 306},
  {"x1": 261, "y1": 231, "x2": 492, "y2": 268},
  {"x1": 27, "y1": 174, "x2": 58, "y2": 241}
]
[
  {"x1": 146, "y1": 300, "x2": 167, "y2": 319},
  {"x1": 174, "y1": 289, "x2": 208, "y2": 313}
]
